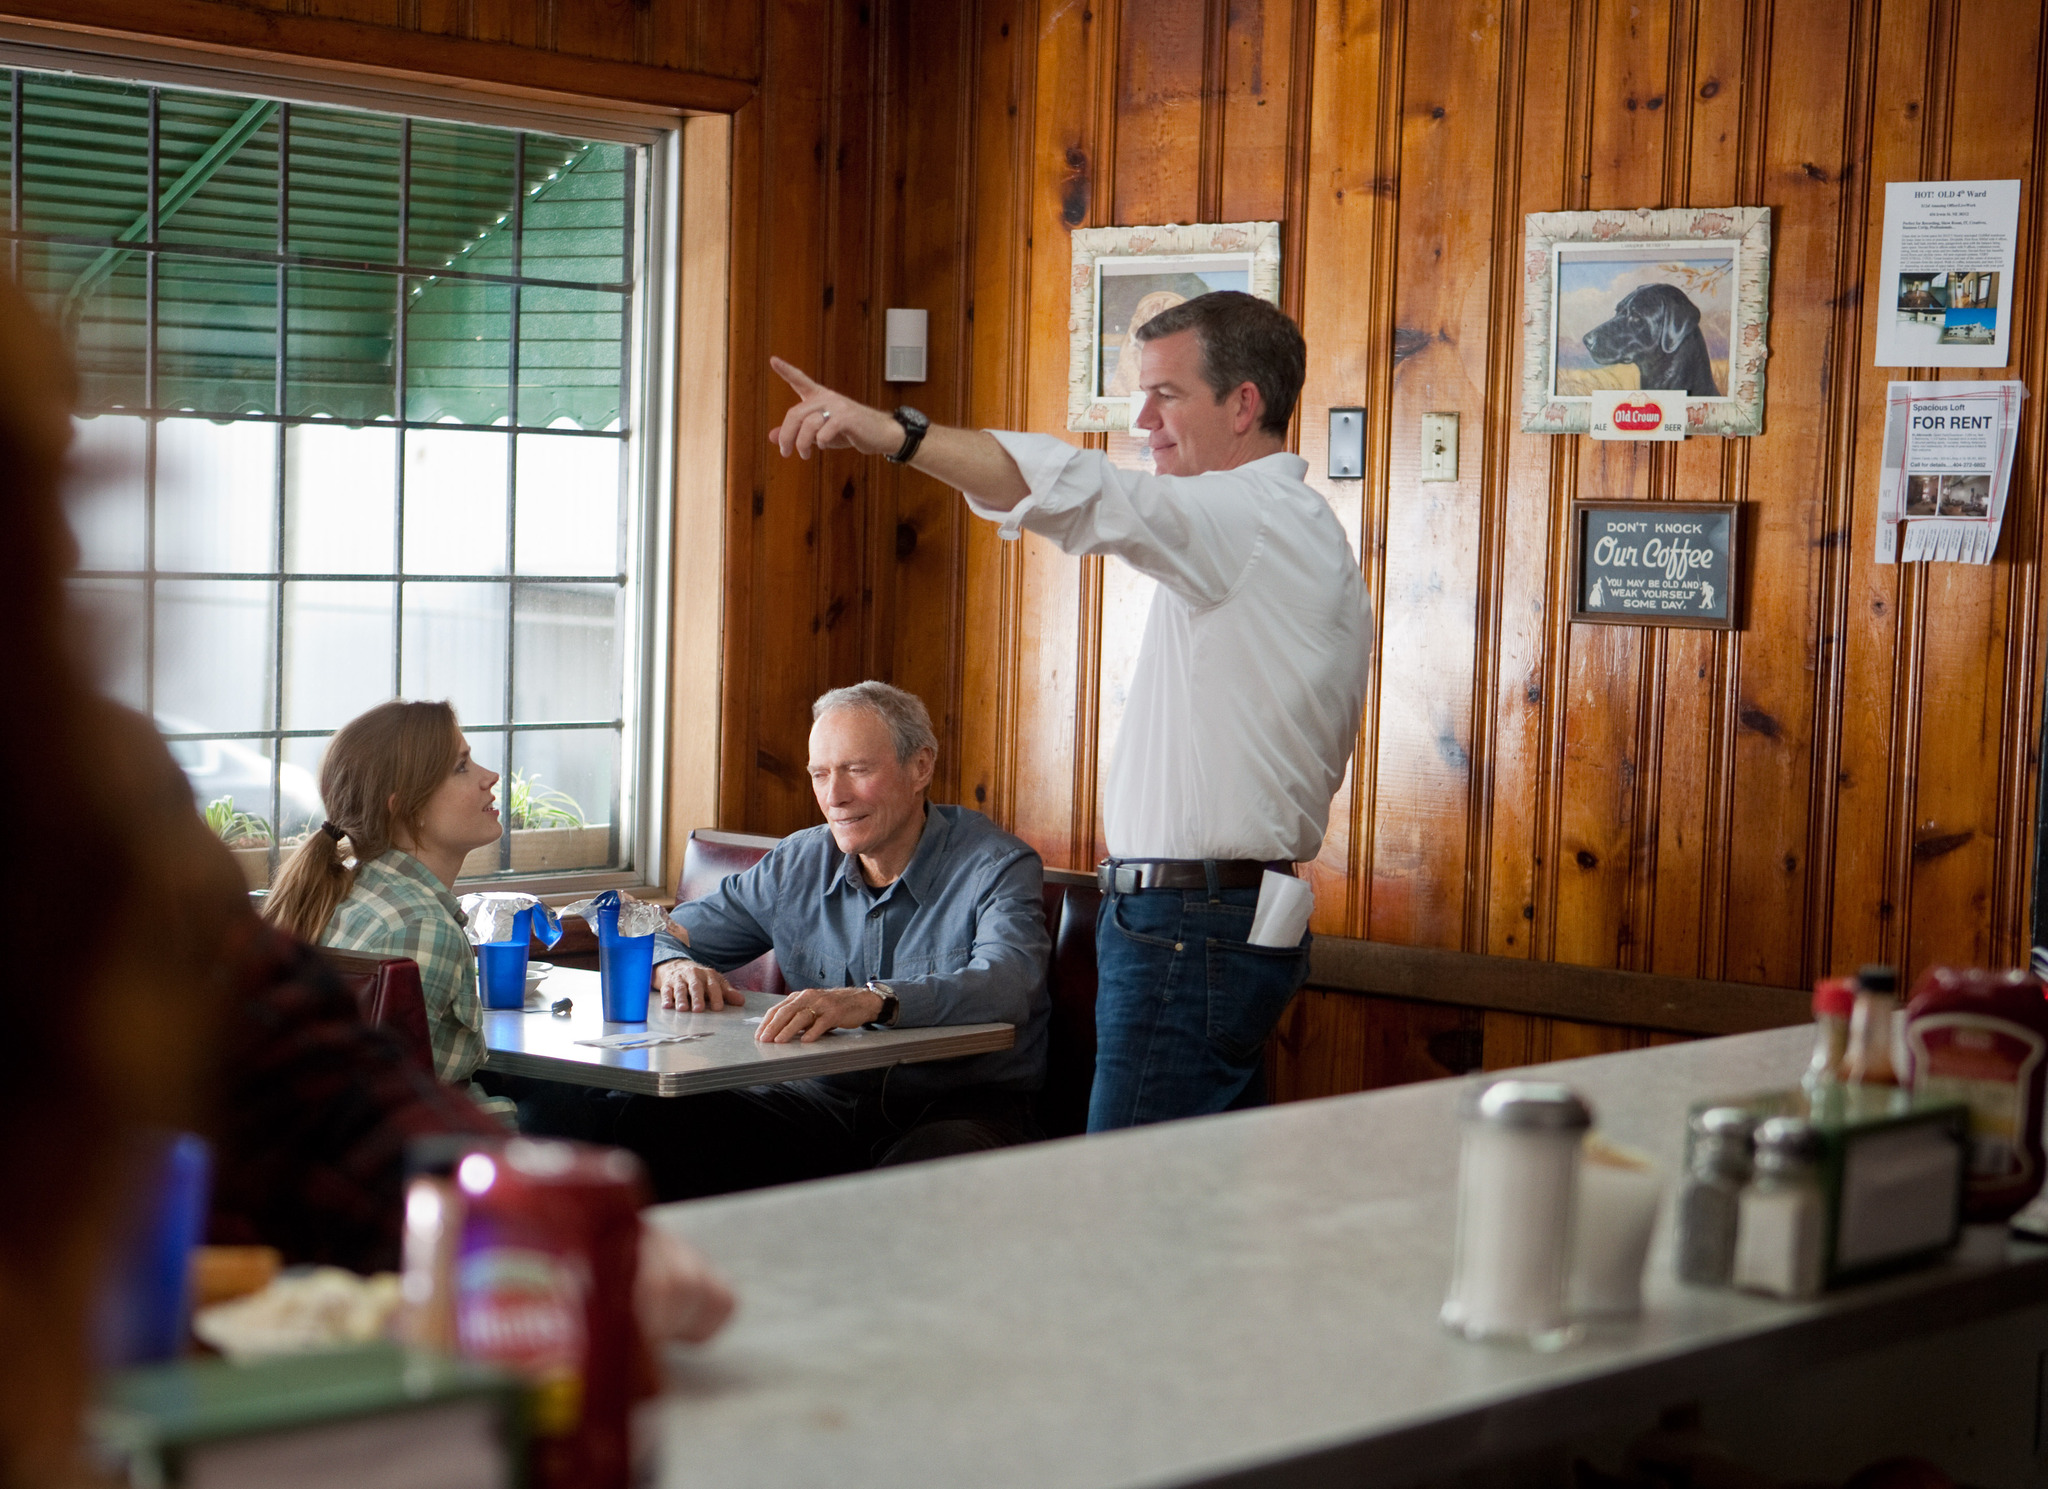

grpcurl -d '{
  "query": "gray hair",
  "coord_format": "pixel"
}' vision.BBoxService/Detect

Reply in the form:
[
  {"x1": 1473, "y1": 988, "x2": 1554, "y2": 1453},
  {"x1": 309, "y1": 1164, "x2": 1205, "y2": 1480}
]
[
  {"x1": 812, "y1": 681, "x2": 938, "y2": 765},
  {"x1": 1132, "y1": 290, "x2": 1306, "y2": 437}
]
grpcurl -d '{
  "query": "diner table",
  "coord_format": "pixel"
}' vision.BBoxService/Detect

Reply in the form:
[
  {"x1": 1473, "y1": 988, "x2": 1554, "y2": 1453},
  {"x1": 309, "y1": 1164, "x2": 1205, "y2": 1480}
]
[
  {"x1": 646, "y1": 1026, "x2": 2048, "y2": 1488},
  {"x1": 478, "y1": 965, "x2": 1015, "y2": 1097}
]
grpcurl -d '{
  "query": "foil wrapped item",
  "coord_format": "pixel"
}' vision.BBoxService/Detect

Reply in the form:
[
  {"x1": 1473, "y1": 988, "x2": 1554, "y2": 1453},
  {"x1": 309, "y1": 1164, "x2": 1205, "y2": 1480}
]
[
  {"x1": 458, "y1": 892, "x2": 564, "y2": 949},
  {"x1": 193, "y1": 1268, "x2": 401, "y2": 1362},
  {"x1": 561, "y1": 888, "x2": 672, "y2": 939}
]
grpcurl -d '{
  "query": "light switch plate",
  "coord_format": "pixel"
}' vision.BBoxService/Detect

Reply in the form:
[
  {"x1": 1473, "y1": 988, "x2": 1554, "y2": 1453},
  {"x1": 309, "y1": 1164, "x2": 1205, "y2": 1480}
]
[
  {"x1": 1421, "y1": 412, "x2": 1459, "y2": 483},
  {"x1": 1328, "y1": 407, "x2": 1364, "y2": 479}
]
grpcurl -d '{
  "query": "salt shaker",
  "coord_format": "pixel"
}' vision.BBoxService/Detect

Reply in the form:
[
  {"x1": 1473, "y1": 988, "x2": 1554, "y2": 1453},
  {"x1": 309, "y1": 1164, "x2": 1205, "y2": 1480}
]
[
  {"x1": 1673, "y1": 1107, "x2": 1755, "y2": 1287},
  {"x1": 1732, "y1": 1117, "x2": 1826, "y2": 1299},
  {"x1": 1441, "y1": 1079, "x2": 1593, "y2": 1348}
]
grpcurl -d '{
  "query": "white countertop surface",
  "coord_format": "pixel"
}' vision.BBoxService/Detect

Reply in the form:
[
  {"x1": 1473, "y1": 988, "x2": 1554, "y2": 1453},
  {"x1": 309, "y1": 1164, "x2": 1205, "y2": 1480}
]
[
  {"x1": 647, "y1": 1026, "x2": 2048, "y2": 1488},
  {"x1": 479, "y1": 966, "x2": 1014, "y2": 1096}
]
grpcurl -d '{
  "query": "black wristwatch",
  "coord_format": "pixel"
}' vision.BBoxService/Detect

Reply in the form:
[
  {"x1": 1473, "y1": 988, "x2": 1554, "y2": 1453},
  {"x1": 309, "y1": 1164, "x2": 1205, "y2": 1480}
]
[
  {"x1": 865, "y1": 980, "x2": 901, "y2": 1027},
  {"x1": 886, "y1": 406, "x2": 930, "y2": 465}
]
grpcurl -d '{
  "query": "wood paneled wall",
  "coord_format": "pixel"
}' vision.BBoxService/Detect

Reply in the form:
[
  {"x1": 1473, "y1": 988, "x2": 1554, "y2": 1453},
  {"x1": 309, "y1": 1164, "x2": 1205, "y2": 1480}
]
[
  {"x1": 719, "y1": 0, "x2": 981, "y2": 829},
  {"x1": 719, "y1": 0, "x2": 2048, "y2": 1098},
  {"x1": 1, "y1": 0, "x2": 761, "y2": 100}
]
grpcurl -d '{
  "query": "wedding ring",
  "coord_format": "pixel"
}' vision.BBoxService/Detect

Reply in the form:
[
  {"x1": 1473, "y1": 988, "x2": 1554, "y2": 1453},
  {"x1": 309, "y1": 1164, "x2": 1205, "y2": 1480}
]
[{"x1": 819, "y1": 408, "x2": 831, "y2": 420}]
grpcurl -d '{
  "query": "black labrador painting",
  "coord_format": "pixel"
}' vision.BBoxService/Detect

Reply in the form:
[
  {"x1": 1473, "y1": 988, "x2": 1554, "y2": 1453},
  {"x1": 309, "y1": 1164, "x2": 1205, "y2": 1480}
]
[
  {"x1": 1552, "y1": 245, "x2": 1735, "y2": 400},
  {"x1": 1581, "y1": 284, "x2": 1721, "y2": 396}
]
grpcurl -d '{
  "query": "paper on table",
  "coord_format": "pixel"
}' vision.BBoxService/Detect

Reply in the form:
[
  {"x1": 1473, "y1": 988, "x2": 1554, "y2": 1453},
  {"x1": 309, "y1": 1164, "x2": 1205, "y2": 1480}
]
[
  {"x1": 574, "y1": 1031, "x2": 713, "y2": 1050},
  {"x1": 1247, "y1": 870, "x2": 1313, "y2": 948}
]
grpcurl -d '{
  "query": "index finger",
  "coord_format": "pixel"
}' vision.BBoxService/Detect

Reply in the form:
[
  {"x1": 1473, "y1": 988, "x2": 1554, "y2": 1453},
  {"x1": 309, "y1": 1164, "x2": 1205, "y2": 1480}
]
[{"x1": 769, "y1": 356, "x2": 820, "y2": 397}]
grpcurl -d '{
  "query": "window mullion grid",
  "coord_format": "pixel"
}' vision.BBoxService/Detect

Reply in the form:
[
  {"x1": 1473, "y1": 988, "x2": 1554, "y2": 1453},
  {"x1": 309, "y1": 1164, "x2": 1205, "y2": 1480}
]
[
  {"x1": 271, "y1": 101, "x2": 290, "y2": 879},
  {"x1": 8, "y1": 73, "x2": 19, "y2": 278},
  {"x1": 125, "y1": 76, "x2": 157, "y2": 730},
  {"x1": 609, "y1": 145, "x2": 636, "y2": 871},
  {"x1": 498, "y1": 130, "x2": 525, "y2": 873},
  {"x1": 145, "y1": 86, "x2": 159, "y2": 464},
  {"x1": 32, "y1": 79, "x2": 653, "y2": 891},
  {"x1": 394, "y1": 117, "x2": 410, "y2": 701}
]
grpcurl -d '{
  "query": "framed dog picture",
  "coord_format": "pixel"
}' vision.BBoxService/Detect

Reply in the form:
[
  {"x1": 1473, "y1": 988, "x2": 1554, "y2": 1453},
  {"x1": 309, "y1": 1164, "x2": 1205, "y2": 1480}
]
[
  {"x1": 1067, "y1": 221, "x2": 1282, "y2": 432},
  {"x1": 1521, "y1": 207, "x2": 1772, "y2": 436}
]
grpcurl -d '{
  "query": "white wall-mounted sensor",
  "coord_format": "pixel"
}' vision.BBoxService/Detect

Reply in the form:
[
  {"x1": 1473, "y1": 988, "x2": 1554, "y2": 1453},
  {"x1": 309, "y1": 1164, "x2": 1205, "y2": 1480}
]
[
  {"x1": 885, "y1": 308, "x2": 928, "y2": 383},
  {"x1": 1328, "y1": 407, "x2": 1365, "y2": 478}
]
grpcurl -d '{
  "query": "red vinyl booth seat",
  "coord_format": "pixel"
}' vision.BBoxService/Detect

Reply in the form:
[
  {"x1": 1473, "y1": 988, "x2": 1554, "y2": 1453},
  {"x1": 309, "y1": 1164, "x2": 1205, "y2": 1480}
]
[
  {"x1": 674, "y1": 828, "x2": 1105, "y2": 1139},
  {"x1": 674, "y1": 829, "x2": 787, "y2": 996},
  {"x1": 319, "y1": 949, "x2": 436, "y2": 1078}
]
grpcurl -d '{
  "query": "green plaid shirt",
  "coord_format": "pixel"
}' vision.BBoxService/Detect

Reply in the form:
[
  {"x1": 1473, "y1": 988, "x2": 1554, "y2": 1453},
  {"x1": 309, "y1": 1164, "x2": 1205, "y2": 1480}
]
[{"x1": 321, "y1": 850, "x2": 484, "y2": 1085}]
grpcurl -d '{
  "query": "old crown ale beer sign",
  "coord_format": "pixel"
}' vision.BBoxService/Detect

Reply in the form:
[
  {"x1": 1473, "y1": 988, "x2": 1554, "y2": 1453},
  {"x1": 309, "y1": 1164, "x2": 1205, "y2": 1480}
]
[
  {"x1": 1589, "y1": 388, "x2": 1688, "y2": 440},
  {"x1": 1571, "y1": 500, "x2": 1743, "y2": 631}
]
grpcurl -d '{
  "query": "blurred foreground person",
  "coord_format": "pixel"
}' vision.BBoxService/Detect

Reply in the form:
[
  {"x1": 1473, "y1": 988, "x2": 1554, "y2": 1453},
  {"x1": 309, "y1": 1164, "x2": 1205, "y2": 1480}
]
[
  {"x1": 0, "y1": 270, "x2": 223, "y2": 1487},
  {"x1": 0, "y1": 282, "x2": 726, "y2": 1487}
]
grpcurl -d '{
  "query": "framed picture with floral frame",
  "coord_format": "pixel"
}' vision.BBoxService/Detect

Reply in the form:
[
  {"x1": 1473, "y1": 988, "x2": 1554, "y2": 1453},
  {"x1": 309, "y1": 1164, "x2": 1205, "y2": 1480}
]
[
  {"x1": 1067, "y1": 220, "x2": 1282, "y2": 432},
  {"x1": 1521, "y1": 206, "x2": 1772, "y2": 436}
]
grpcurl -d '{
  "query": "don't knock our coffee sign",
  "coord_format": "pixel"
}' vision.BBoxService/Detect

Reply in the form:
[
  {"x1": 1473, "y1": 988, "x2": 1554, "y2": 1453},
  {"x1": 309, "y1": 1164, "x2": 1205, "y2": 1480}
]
[{"x1": 1570, "y1": 499, "x2": 1743, "y2": 632}]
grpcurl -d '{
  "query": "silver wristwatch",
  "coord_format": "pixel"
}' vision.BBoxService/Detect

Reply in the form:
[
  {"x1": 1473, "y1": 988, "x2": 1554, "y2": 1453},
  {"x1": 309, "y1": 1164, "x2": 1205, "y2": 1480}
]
[{"x1": 865, "y1": 979, "x2": 901, "y2": 1027}]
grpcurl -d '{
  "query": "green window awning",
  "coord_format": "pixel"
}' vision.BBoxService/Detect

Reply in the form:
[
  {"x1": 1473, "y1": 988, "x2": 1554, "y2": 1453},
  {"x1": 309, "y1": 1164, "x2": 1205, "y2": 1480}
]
[{"x1": 9, "y1": 72, "x2": 632, "y2": 430}]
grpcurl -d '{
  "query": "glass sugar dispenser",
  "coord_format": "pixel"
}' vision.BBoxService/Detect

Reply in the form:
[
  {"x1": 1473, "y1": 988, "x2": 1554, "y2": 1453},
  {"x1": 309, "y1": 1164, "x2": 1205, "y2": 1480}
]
[{"x1": 1441, "y1": 1079, "x2": 1593, "y2": 1350}]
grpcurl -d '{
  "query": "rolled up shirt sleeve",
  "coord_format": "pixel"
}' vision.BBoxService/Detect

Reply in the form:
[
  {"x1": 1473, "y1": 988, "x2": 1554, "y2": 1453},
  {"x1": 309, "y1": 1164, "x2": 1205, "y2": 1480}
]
[
  {"x1": 964, "y1": 430, "x2": 1267, "y2": 608},
  {"x1": 654, "y1": 858, "x2": 779, "y2": 971},
  {"x1": 884, "y1": 846, "x2": 1049, "y2": 1031}
]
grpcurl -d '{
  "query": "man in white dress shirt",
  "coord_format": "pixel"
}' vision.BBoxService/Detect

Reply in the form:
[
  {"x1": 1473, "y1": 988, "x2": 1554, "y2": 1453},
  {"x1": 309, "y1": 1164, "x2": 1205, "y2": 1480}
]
[{"x1": 765, "y1": 291, "x2": 1372, "y2": 1128}]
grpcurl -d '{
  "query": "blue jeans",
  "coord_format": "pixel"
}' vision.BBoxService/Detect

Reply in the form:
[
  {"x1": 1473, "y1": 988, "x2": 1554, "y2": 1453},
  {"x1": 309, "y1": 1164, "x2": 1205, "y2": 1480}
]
[{"x1": 1087, "y1": 883, "x2": 1312, "y2": 1131}]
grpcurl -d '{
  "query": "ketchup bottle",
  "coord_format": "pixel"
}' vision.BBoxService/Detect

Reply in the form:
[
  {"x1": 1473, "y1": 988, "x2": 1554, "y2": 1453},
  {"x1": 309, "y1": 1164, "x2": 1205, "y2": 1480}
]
[
  {"x1": 449, "y1": 1139, "x2": 657, "y2": 1489},
  {"x1": 1902, "y1": 966, "x2": 2048, "y2": 1223}
]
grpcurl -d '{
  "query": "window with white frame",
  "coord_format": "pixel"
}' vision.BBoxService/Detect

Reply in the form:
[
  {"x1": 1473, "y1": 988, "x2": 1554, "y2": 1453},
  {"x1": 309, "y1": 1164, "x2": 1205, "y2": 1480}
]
[{"x1": 28, "y1": 63, "x2": 665, "y2": 890}]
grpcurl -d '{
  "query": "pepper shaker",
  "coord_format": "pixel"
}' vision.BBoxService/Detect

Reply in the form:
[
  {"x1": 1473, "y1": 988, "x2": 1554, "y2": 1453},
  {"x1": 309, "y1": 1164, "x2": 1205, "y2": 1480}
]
[
  {"x1": 1441, "y1": 1079, "x2": 1593, "y2": 1348},
  {"x1": 1673, "y1": 1106, "x2": 1756, "y2": 1287}
]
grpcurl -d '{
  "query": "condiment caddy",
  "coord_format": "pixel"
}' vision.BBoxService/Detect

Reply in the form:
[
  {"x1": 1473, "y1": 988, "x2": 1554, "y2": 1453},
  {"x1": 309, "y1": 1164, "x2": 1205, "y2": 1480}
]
[
  {"x1": 1675, "y1": 960, "x2": 2048, "y2": 1302},
  {"x1": 1445, "y1": 961, "x2": 2038, "y2": 1344}
]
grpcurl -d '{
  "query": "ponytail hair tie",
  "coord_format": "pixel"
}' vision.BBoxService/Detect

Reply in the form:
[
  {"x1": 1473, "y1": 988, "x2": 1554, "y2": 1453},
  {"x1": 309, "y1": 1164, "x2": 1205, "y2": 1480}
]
[{"x1": 320, "y1": 820, "x2": 346, "y2": 843}]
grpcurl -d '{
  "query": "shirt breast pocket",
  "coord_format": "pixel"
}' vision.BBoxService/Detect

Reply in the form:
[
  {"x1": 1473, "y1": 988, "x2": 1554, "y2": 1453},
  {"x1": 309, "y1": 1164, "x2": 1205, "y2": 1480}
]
[
  {"x1": 888, "y1": 947, "x2": 973, "y2": 979},
  {"x1": 775, "y1": 943, "x2": 826, "y2": 990}
]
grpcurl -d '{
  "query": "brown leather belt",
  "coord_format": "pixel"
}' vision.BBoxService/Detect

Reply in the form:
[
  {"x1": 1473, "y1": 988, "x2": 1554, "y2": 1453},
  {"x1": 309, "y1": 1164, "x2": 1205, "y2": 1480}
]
[{"x1": 1096, "y1": 858, "x2": 1293, "y2": 894}]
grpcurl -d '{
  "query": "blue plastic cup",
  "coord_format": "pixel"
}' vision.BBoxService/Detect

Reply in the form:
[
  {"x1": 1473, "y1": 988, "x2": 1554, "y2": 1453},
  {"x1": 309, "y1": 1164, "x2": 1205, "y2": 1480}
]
[
  {"x1": 596, "y1": 901, "x2": 654, "y2": 1023},
  {"x1": 476, "y1": 906, "x2": 532, "y2": 1011},
  {"x1": 98, "y1": 1132, "x2": 211, "y2": 1367}
]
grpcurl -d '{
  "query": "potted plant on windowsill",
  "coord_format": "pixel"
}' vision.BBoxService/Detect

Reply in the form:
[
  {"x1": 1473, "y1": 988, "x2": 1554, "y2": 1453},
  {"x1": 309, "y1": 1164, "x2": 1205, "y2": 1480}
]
[
  {"x1": 458, "y1": 772, "x2": 610, "y2": 879},
  {"x1": 206, "y1": 797, "x2": 274, "y2": 891}
]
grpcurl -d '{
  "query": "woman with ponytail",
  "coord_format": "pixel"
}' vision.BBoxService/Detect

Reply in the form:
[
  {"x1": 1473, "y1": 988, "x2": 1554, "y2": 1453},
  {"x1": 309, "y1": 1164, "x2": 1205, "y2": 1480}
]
[{"x1": 265, "y1": 700, "x2": 505, "y2": 1089}]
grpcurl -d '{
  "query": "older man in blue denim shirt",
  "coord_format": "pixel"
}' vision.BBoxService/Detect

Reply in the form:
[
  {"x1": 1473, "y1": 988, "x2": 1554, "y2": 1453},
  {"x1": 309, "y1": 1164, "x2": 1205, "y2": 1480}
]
[{"x1": 601, "y1": 682, "x2": 1050, "y2": 1201}]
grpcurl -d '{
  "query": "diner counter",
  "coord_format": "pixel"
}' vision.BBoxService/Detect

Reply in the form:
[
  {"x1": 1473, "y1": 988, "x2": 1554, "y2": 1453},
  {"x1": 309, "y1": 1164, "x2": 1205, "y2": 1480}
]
[{"x1": 648, "y1": 1027, "x2": 2048, "y2": 1488}]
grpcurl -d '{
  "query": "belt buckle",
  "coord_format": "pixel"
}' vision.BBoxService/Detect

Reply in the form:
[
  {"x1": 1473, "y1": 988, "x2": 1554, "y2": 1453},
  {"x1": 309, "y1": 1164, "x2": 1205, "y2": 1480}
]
[{"x1": 1097, "y1": 862, "x2": 1141, "y2": 895}]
